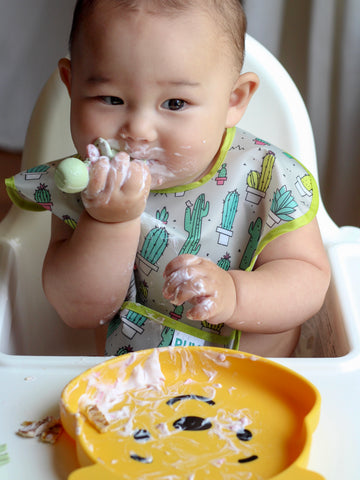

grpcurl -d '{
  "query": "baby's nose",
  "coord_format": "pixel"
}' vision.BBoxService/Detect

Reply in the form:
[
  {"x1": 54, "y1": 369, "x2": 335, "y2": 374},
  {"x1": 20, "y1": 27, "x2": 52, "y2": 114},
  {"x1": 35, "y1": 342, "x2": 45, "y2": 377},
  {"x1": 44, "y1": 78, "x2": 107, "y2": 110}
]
[{"x1": 121, "y1": 111, "x2": 157, "y2": 143}]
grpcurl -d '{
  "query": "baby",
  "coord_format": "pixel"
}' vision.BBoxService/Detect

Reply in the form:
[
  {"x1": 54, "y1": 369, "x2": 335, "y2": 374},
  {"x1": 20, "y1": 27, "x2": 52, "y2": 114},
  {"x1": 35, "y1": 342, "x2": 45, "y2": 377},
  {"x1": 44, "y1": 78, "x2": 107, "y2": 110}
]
[{"x1": 11, "y1": 0, "x2": 331, "y2": 357}]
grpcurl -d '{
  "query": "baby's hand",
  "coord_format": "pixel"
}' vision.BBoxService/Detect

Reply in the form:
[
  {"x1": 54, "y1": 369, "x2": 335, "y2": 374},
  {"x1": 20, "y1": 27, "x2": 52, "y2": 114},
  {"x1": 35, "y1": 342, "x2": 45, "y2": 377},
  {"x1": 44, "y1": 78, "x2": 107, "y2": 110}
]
[
  {"x1": 162, "y1": 254, "x2": 236, "y2": 325},
  {"x1": 82, "y1": 145, "x2": 151, "y2": 223}
]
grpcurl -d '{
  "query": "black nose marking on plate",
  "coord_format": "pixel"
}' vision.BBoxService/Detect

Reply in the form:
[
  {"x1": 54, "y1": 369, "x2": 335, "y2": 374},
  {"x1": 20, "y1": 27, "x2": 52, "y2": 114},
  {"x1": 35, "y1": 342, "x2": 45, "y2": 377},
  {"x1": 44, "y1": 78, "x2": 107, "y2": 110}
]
[{"x1": 173, "y1": 416, "x2": 212, "y2": 431}]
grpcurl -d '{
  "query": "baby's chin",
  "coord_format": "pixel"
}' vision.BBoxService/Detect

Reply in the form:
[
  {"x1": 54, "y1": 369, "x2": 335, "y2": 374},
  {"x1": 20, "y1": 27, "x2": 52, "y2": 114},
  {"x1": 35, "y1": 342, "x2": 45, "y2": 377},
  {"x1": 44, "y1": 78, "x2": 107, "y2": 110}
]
[
  {"x1": 150, "y1": 175, "x2": 174, "y2": 190},
  {"x1": 146, "y1": 161, "x2": 178, "y2": 190}
]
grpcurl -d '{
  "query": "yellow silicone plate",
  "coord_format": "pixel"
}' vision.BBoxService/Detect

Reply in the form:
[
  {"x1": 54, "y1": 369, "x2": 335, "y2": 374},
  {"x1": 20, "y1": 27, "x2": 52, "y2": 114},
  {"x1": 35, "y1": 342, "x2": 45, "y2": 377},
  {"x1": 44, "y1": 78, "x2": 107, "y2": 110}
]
[{"x1": 60, "y1": 347, "x2": 324, "y2": 480}]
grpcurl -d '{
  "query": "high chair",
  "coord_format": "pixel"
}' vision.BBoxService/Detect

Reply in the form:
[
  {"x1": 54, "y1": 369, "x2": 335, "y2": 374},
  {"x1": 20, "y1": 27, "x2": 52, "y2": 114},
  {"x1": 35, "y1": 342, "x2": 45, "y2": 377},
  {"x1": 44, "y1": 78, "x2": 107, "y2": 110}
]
[
  {"x1": 0, "y1": 35, "x2": 359, "y2": 358},
  {"x1": 1, "y1": 34, "x2": 360, "y2": 480}
]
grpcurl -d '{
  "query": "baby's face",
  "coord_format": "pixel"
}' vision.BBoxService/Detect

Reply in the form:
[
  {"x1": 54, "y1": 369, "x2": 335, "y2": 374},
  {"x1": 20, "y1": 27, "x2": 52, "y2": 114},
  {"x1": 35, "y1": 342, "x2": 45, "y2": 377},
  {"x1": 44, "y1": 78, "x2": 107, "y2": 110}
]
[{"x1": 65, "y1": 3, "x2": 242, "y2": 189}]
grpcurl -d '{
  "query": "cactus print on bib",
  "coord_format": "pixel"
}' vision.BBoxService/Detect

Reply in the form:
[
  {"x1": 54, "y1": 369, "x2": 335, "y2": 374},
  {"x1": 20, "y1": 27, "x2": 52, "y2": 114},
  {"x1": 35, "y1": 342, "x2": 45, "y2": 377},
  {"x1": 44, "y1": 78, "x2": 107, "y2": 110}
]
[
  {"x1": 105, "y1": 127, "x2": 318, "y2": 354},
  {"x1": 5, "y1": 128, "x2": 319, "y2": 355}
]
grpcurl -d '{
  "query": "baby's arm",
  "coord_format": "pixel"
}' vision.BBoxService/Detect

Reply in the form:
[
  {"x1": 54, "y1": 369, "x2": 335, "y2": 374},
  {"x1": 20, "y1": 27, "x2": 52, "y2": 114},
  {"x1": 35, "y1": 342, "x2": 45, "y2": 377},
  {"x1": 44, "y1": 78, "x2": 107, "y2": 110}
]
[
  {"x1": 42, "y1": 151, "x2": 151, "y2": 329},
  {"x1": 163, "y1": 218, "x2": 330, "y2": 333}
]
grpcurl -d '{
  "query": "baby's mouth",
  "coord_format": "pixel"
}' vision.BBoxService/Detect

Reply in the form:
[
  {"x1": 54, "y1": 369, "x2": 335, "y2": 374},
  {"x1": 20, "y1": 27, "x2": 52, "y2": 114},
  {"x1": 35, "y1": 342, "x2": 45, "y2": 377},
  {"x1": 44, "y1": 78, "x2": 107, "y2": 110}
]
[
  {"x1": 131, "y1": 156, "x2": 155, "y2": 164},
  {"x1": 127, "y1": 145, "x2": 165, "y2": 161},
  {"x1": 107, "y1": 140, "x2": 177, "y2": 187}
]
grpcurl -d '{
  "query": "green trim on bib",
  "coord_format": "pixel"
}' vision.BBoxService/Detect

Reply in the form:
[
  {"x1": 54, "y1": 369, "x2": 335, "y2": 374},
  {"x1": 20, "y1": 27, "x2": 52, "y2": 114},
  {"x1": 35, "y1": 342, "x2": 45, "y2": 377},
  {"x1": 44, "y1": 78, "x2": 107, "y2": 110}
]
[
  {"x1": 4, "y1": 177, "x2": 47, "y2": 212},
  {"x1": 152, "y1": 127, "x2": 236, "y2": 195},
  {"x1": 233, "y1": 329, "x2": 241, "y2": 350},
  {"x1": 122, "y1": 300, "x2": 238, "y2": 347}
]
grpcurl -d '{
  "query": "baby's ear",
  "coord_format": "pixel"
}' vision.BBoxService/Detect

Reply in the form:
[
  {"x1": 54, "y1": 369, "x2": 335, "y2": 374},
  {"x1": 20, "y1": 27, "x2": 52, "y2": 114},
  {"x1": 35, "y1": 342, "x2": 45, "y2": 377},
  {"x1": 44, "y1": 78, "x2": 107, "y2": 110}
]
[
  {"x1": 58, "y1": 57, "x2": 72, "y2": 97},
  {"x1": 225, "y1": 72, "x2": 259, "y2": 127}
]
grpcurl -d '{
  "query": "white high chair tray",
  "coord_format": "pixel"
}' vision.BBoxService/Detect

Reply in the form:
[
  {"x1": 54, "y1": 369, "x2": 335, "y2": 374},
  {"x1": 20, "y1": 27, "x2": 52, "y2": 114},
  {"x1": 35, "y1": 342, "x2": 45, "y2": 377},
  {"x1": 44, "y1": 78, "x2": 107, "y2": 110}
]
[
  {"x1": 2, "y1": 330, "x2": 360, "y2": 479},
  {"x1": 0, "y1": 240, "x2": 359, "y2": 480}
]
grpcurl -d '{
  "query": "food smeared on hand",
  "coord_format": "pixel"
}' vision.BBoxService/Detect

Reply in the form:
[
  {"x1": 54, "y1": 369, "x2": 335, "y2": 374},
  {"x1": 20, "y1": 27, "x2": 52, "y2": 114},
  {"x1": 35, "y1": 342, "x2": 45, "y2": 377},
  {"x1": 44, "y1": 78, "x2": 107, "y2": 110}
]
[{"x1": 54, "y1": 137, "x2": 120, "y2": 194}]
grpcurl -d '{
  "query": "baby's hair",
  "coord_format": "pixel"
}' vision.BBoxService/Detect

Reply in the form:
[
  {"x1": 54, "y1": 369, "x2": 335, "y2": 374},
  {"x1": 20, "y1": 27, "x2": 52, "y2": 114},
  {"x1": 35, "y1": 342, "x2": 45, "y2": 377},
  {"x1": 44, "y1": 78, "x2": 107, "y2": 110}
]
[{"x1": 69, "y1": 0, "x2": 247, "y2": 69}]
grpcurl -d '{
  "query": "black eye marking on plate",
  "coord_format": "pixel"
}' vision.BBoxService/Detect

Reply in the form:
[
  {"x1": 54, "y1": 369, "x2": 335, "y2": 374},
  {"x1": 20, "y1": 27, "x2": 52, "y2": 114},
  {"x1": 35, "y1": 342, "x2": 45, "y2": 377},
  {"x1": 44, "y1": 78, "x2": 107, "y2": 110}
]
[
  {"x1": 130, "y1": 453, "x2": 153, "y2": 464},
  {"x1": 133, "y1": 429, "x2": 151, "y2": 442},
  {"x1": 236, "y1": 429, "x2": 253, "y2": 442},
  {"x1": 166, "y1": 395, "x2": 215, "y2": 406},
  {"x1": 173, "y1": 416, "x2": 212, "y2": 431},
  {"x1": 236, "y1": 429, "x2": 258, "y2": 463},
  {"x1": 238, "y1": 455, "x2": 259, "y2": 464}
]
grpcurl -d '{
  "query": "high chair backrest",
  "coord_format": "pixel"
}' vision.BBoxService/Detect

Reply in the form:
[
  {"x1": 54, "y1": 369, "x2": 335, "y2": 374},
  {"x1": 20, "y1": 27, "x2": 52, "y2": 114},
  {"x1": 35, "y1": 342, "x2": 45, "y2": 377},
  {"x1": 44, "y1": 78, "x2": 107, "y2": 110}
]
[
  {"x1": 241, "y1": 36, "x2": 338, "y2": 241},
  {"x1": 0, "y1": 35, "x2": 338, "y2": 356}
]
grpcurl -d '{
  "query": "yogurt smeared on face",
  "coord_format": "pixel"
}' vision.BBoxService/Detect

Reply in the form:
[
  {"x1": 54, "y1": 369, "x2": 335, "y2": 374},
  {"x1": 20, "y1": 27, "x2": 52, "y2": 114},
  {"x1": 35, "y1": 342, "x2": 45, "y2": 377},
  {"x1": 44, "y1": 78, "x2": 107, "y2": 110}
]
[{"x1": 107, "y1": 138, "x2": 195, "y2": 189}]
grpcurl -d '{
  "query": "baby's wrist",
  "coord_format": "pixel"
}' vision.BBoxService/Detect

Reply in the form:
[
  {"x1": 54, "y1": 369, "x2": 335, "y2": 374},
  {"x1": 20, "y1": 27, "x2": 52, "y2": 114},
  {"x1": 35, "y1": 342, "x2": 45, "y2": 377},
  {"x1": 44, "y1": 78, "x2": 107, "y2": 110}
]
[
  {"x1": 85, "y1": 209, "x2": 142, "y2": 225},
  {"x1": 223, "y1": 270, "x2": 242, "y2": 328}
]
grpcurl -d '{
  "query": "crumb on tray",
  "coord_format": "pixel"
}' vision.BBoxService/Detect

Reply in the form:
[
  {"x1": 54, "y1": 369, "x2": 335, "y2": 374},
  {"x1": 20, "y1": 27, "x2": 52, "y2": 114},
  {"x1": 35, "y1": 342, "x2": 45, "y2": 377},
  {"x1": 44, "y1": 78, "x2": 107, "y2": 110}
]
[
  {"x1": 16, "y1": 416, "x2": 63, "y2": 444},
  {"x1": 83, "y1": 404, "x2": 111, "y2": 433}
]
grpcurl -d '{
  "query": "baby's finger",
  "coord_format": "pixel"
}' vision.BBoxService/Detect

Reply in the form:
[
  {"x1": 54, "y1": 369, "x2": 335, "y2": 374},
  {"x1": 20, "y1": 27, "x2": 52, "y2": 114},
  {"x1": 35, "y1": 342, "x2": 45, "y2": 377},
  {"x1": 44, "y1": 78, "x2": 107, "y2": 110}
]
[
  {"x1": 163, "y1": 254, "x2": 201, "y2": 278},
  {"x1": 84, "y1": 156, "x2": 110, "y2": 197},
  {"x1": 187, "y1": 297, "x2": 218, "y2": 321},
  {"x1": 86, "y1": 152, "x2": 130, "y2": 205},
  {"x1": 120, "y1": 160, "x2": 151, "y2": 196},
  {"x1": 110, "y1": 152, "x2": 131, "y2": 189},
  {"x1": 163, "y1": 268, "x2": 209, "y2": 305},
  {"x1": 86, "y1": 143, "x2": 100, "y2": 161}
]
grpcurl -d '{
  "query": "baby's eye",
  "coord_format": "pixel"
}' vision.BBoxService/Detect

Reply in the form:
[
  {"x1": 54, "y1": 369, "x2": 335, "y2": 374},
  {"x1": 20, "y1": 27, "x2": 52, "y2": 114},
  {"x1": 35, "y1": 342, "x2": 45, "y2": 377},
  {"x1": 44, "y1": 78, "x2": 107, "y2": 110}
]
[
  {"x1": 100, "y1": 96, "x2": 124, "y2": 105},
  {"x1": 161, "y1": 99, "x2": 187, "y2": 111}
]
